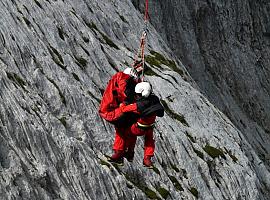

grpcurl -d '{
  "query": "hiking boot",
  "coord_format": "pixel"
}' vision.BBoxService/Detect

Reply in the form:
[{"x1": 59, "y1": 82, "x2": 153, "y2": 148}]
[
  {"x1": 124, "y1": 150, "x2": 135, "y2": 162},
  {"x1": 143, "y1": 156, "x2": 153, "y2": 168},
  {"x1": 107, "y1": 150, "x2": 124, "y2": 166}
]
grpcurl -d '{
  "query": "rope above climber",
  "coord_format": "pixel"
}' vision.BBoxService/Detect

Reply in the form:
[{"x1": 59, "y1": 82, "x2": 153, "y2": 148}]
[
  {"x1": 99, "y1": 75, "x2": 164, "y2": 168},
  {"x1": 98, "y1": 0, "x2": 164, "y2": 168}
]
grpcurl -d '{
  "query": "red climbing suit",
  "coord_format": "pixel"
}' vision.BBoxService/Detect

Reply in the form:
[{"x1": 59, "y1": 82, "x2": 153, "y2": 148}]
[
  {"x1": 113, "y1": 114, "x2": 156, "y2": 157},
  {"x1": 100, "y1": 71, "x2": 149, "y2": 154},
  {"x1": 99, "y1": 71, "x2": 138, "y2": 123}
]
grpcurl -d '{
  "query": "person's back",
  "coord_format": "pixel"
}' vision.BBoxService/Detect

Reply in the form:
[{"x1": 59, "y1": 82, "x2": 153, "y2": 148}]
[{"x1": 99, "y1": 68, "x2": 139, "y2": 124}]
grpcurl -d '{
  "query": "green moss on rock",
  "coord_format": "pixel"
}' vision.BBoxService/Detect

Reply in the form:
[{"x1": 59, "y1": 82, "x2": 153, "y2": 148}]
[
  {"x1": 169, "y1": 176, "x2": 184, "y2": 191},
  {"x1": 101, "y1": 33, "x2": 119, "y2": 49},
  {"x1": 72, "y1": 73, "x2": 80, "y2": 81},
  {"x1": 144, "y1": 67, "x2": 159, "y2": 76},
  {"x1": 152, "y1": 166, "x2": 160, "y2": 175},
  {"x1": 48, "y1": 46, "x2": 66, "y2": 70},
  {"x1": 86, "y1": 21, "x2": 98, "y2": 30},
  {"x1": 124, "y1": 174, "x2": 160, "y2": 199},
  {"x1": 145, "y1": 55, "x2": 162, "y2": 68},
  {"x1": 126, "y1": 182, "x2": 133, "y2": 189},
  {"x1": 189, "y1": 187, "x2": 199, "y2": 198},
  {"x1": 86, "y1": 21, "x2": 119, "y2": 49},
  {"x1": 225, "y1": 149, "x2": 238, "y2": 162},
  {"x1": 99, "y1": 159, "x2": 111, "y2": 168},
  {"x1": 185, "y1": 131, "x2": 196, "y2": 143},
  {"x1": 203, "y1": 145, "x2": 226, "y2": 159},
  {"x1": 156, "y1": 187, "x2": 170, "y2": 199},
  {"x1": 193, "y1": 148, "x2": 204, "y2": 159},
  {"x1": 7, "y1": 72, "x2": 26, "y2": 89},
  {"x1": 75, "y1": 56, "x2": 88, "y2": 70},
  {"x1": 229, "y1": 153, "x2": 238, "y2": 162},
  {"x1": 224, "y1": 148, "x2": 238, "y2": 162},
  {"x1": 59, "y1": 117, "x2": 67, "y2": 127},
  {"x1": 144, "y1": 188, "x2": 160, "y2": 199},
  {"x1": 160, "y1": 100, "x2": 189, "y2": 126},
  {"x1": 171, "y1": 163, "x2": 180, "y2": 173},
  {"x1": 145, "y1": 50, "x2": 184, "y2": 76}
]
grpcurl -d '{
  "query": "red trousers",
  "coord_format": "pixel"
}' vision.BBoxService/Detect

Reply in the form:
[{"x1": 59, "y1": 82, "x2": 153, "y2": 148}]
[{"x1": 113, "y1": 125, "x2": 155, "y2": 157}]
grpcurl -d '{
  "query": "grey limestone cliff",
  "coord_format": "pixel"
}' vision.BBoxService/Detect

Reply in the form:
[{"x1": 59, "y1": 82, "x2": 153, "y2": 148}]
[
  {"x1": 132, "y1": 0, "x2": 270, "y2": 172},
  {"x1": 0, "y1": 0, "x2": 270, "y2": 200}
]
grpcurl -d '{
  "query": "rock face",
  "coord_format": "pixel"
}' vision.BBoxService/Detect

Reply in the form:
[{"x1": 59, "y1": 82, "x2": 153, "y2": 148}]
[
  {"x1": 0, "y1": 0, "x2": 270, "y2": 200},
  {"x1": 132, "y1": 0, "x2": 270, "y2": 170}
]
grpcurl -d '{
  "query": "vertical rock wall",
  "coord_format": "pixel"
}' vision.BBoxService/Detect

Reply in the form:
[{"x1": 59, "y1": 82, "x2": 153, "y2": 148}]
[
  {"x1": 1, "y1": 0, "x2": 270, "y2": 199},
  {"x1": 132, "y1": 0, "x2": 270, "y2": 169}
]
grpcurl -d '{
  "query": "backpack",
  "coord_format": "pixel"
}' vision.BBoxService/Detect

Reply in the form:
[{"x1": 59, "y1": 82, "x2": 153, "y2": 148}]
[{"x1": 99, "y1": 72, "x2": 136, "y2": 123}]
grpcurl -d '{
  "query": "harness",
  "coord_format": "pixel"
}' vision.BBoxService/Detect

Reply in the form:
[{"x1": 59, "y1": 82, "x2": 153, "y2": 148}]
[{"x1": 137, "y1": 122, "x2": 155, "y2": 129}]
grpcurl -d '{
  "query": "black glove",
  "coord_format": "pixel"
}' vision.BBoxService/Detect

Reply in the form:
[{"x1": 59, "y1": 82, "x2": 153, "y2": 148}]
[{"x1": 136, "y1": 97, "x2": 151, "y2": 113}]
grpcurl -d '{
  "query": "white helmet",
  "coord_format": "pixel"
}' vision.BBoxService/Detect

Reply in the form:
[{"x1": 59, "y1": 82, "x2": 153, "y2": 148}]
[
  {"x1": 135, "y1": 82, "x2": 152, "y2": 97},
  {"x1": 123, "y1": 67, "x2": 138, "y2": 78}
]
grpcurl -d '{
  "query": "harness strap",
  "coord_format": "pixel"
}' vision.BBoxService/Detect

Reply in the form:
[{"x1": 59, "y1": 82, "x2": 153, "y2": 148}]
[{"x1": 137, "y1": 122, "x2": 155, "y2": 128}]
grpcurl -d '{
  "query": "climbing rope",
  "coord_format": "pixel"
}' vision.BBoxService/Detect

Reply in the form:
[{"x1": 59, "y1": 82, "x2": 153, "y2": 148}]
[
  {"x1": 132, "y1": 0, "x2": 149, "y2": 81},
  {"x1": 144, "y1": 0, "x2": 149, "y2": 21}
]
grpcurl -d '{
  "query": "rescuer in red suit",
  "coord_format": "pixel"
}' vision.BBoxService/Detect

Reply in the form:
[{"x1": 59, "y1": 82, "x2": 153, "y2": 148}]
[
  {"x1": 99, "y1": 64, "x2": 143, "y2": 124},
  {"x1": 99, "y1": 62, "x2": 143, "y2": 159}
]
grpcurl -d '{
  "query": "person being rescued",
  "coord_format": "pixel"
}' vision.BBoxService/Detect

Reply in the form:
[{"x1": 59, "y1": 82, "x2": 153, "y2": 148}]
[{"x1": 109, "y1": 82, "x2": 164, "y2": 168}]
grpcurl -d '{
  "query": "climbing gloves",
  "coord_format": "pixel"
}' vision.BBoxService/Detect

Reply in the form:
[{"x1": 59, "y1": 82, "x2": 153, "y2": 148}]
[{"x1": 119, "y1": 100, "x2": 151, "y2": 115}]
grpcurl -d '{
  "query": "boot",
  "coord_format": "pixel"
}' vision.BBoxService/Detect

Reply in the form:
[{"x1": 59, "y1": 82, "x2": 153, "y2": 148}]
[
  {"x1": 108, "y1": 150, "x2": 124, "y2": 166},
  {"x1": 143, "y1": 155, "x2": 153, "y2": 168},
  {"x1": 124, "y1": 150, "x2": 135, "y2": 162}
]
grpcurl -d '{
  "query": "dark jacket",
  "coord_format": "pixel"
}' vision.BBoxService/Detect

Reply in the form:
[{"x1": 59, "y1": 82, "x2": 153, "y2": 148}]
[{"x1": 136, "y1": 94, "x2": 164, "y2": 118}]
